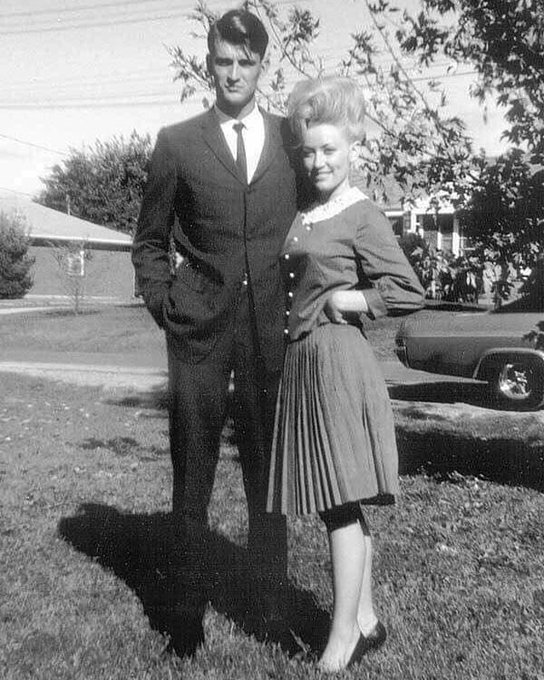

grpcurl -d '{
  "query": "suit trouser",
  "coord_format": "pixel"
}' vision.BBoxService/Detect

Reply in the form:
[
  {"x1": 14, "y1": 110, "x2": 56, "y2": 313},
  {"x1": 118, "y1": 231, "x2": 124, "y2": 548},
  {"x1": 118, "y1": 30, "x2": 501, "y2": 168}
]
[{"x1": 166, "y1": 286, "x2": 287, "y2": 588}]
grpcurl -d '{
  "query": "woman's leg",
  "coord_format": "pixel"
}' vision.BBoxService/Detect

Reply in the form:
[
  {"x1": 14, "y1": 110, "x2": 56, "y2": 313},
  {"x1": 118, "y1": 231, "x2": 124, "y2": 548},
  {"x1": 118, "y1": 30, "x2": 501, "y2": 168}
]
[
  {"x1": 357, "y1": 511, "x2": 379, "y2": 635},
  {"x1": 319, "y1": 507, "x2": 367, "y2": 671}
]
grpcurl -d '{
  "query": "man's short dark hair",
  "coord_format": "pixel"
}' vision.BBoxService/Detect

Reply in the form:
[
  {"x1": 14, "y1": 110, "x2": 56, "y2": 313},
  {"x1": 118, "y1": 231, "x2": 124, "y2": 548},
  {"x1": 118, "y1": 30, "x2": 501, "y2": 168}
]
[{"x1": 207, "y1": 9, "x2": 269, "y2": 59}]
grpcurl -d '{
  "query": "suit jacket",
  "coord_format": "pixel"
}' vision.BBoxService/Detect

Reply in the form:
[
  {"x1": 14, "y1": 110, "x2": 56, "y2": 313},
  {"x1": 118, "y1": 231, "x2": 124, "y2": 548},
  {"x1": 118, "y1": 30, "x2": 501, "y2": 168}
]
[{"x1": 132, "y1": 108, "x2": 298, "y2": 371}]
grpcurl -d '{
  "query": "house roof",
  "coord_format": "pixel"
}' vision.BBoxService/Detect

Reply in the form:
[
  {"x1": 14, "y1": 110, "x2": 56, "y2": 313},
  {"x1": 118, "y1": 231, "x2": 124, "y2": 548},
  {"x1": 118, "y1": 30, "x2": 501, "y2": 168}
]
[{"x1": 0, "y1": 190, "x2": 132, "y2": 251}]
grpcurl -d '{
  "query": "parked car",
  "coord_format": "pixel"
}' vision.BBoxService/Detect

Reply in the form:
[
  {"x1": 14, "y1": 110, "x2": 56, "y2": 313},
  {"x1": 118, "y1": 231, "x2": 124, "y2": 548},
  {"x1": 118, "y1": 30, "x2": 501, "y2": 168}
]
[{"x1": 395, "y1": 294, "x2": 544, "y2": 411}]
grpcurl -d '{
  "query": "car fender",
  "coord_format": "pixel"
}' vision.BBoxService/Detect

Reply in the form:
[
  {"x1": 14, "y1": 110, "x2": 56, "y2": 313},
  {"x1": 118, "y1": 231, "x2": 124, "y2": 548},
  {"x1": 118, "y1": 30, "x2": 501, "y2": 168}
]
[{"x1": 474, "y1": 348, "x2": 544, "y2": 381}]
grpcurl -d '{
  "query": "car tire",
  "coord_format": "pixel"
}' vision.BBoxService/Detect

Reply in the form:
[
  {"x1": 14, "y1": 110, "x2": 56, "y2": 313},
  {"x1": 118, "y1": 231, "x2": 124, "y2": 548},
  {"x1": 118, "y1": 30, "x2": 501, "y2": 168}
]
[{"x1": 486, "y1": 356, "x2": 544, "y2": 411}]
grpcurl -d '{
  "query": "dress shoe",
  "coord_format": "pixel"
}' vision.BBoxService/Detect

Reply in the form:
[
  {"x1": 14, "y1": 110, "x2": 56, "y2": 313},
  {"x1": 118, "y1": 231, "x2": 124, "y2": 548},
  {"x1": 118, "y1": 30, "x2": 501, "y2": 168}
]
[{"x1": 347, "y1": 621, "x2": 387, "y2": 668}]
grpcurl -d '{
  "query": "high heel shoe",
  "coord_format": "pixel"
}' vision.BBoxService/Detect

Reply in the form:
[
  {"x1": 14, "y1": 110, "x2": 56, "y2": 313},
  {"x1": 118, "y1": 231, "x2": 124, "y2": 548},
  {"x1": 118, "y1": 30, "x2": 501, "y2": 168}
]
[{"x1": 346, "y1": 621, "x2": 387, "y2": 668}]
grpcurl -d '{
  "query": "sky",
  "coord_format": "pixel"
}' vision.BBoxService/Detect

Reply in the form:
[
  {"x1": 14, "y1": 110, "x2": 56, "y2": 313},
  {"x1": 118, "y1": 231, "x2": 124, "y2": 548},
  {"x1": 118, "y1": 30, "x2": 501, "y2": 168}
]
[{"x1": 0, "y1": 0, "x2": 511, "y2": 197}]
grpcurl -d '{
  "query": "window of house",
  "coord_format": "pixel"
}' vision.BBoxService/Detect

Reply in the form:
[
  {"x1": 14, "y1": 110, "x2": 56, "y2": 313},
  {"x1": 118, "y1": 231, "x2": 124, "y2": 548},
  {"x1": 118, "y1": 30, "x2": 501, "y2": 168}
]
[{"x1": 66, "y1": 250, "x2": 85, "y2": 277}]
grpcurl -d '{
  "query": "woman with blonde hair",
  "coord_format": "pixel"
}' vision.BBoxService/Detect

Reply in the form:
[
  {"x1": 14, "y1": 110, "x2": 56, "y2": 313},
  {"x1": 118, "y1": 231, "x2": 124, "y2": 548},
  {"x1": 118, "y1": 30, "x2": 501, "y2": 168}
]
[{"x1": 267, "y1": 77, "x2": 424, "y2": 672}]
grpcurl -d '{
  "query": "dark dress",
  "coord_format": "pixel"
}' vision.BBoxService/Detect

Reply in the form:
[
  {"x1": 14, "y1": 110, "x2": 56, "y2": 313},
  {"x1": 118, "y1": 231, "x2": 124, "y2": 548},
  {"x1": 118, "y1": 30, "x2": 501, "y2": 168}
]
[{"x1": 267, "y1": 187, "x2": 425, "y2": 516}]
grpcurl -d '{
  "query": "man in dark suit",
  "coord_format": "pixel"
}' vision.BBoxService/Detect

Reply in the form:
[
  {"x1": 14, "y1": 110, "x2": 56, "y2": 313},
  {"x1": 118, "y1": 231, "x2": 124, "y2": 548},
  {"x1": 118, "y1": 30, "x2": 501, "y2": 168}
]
[{"x1": 132, "y1": 9, "x2": 298, "y2": 632}]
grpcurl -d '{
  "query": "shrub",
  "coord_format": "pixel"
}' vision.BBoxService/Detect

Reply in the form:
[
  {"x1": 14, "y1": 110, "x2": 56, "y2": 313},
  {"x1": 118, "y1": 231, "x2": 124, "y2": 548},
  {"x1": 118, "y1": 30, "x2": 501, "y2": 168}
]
[
  {"x1": 0, "y1": 211, "x2": 35, "y2": 299},
  {"x1": 399, "y1": 233, "x2": 482, "y2": 303},
  {"x1": 398, "y1": 232, "x2": 429, "y2": 263}
]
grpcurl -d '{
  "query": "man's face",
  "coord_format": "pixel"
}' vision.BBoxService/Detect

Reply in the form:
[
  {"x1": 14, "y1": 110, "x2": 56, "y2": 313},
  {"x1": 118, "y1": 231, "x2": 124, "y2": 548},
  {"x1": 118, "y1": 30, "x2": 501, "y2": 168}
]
[{"x1": 207, "y1": 39, "x2": 263, "y2": 117}]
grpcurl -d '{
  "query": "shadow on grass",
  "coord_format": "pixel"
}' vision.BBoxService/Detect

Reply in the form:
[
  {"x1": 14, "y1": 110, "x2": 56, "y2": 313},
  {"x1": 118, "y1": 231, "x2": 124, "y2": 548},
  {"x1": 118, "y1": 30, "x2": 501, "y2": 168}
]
[
  {"x1": 389, "y1": 380, "x2": 544, "y2": 493},
  {"x1": 58, "y1": 504, "x2": 328, "y2": 660},
  {"x1": 79, "y1": 436, "x2": 168, "y2": 459},
  {"x1": 397, "y1": 429, "x2": 544, "y2": 493},
  {"x1": 46, "y1": 309, "x2": 101, "y2": 318},
  {"x1": 388, "y1": 380, "x2": 487, "y2": 407},
  {"x1": 106, "y1": 387, "x2": 170, "y2": 413}
]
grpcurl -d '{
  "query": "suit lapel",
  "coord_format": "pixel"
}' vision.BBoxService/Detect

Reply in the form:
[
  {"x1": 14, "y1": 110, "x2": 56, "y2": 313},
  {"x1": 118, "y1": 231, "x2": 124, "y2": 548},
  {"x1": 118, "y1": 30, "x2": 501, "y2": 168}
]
[
  {"x1": 250, "y1": 110, "x2": 281, "y2": 185},
  {"x1": 200, "y1": 109, "x2": 245, "y2": 184}
]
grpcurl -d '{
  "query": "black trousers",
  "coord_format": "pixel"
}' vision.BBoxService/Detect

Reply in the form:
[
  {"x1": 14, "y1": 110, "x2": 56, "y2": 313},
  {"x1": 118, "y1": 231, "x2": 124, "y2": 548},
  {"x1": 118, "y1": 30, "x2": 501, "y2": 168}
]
[{"x1": 167, "y1": 287, "x2": 287, "y2": 585}]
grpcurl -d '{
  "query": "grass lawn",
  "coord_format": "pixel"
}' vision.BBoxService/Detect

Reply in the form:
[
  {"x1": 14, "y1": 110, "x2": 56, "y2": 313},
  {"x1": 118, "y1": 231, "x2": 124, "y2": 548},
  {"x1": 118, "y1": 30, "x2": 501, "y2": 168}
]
[
  {"x1": 1, "y1": 373, "x2": 543, "y2": 679},
  {"x1": 0, "y1": 303, "x2": 400, "y2": 360},
  {"x1": 1, "y1": 304, "x2": 543, "y2": 678},
  {"x1": 0, "y1": 304, "x2": 164, "y2": 356}
]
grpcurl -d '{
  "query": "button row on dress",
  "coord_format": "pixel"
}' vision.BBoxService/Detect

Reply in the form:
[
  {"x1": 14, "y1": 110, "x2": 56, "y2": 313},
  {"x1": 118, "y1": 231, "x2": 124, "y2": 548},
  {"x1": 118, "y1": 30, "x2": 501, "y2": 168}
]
[{"x1": 284, "y1": 254, "x2": 295, "y2": 335}]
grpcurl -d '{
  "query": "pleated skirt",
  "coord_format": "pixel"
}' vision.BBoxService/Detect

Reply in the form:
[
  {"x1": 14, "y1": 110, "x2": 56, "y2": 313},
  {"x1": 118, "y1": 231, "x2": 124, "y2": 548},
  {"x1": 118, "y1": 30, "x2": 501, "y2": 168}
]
[{"x1": 267, "y1": 323, "x2": 399, "y2": 516}]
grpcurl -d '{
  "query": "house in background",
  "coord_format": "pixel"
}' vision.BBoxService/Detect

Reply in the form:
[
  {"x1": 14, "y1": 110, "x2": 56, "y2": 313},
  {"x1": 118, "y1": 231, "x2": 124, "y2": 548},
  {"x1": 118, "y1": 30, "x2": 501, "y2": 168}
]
[
  {"x1": 0, "y1": 189, "x2": 135, "y2": 299},
  {"x1": 366, "y1": 176, "x2": 464, "y2": 256},
  {"x1": 396, "y1": 196, "x2": 464, "y2": 255},
  {"x1": 381, "y1": 197, "x2": 463, "y2": 256}
]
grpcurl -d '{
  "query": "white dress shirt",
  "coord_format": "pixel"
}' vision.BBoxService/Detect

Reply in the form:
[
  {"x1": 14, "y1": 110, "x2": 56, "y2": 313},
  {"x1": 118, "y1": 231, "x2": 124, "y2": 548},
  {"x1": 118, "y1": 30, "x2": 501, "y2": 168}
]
[{"x1": 215, "y1": 104, "x2": 266, "y2": 183}]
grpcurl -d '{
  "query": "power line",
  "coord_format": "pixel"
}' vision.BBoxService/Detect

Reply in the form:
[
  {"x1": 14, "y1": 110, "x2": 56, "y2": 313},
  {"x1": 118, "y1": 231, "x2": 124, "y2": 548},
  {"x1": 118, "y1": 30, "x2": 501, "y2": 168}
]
[
  {"x1": 4, "y1": 53, "x2": 458, "y2": 94},
  {"x1": 0, "y1": 0, "x2": 231, "y2": 34},
  {"x1": 0, "y1": 0, "x2": 349, "y2": 36},
  {"x1": 3, "y1": 85, "x2": 178, "y2": 101},
  {"x1": 7, "y1": 79, "x2": 175, "y2": 102},
  {"x1": 0, "y1": 10, "x2": 188, "y2": 35},
  {"x1": 0, "y1": 98, "x2": 187, "y2": 110},
  {"x1": 0, "y1": 0, "x2": 185, "y2": 19},
  {"x1": 7, "y1": 68, "x2": 168, "y2": 90},
  {"x1": 411, "y1": 69, "x2": 478, "y2": 83},
  {"x1": 0, "y1": 68, "x2": 480, "y2": 110},
  {"x1": 4, "y1": 56, "x2": 462, "y2": 98},
  {"x1": 0, "y1": 133, "x2": 67, "y2": 155},
  {"x1": 0, "y1": 186, "x2": 35, "y2": 197},
  {"x1": 0, "y1": 88, "x2": 180, "y2": 107}
]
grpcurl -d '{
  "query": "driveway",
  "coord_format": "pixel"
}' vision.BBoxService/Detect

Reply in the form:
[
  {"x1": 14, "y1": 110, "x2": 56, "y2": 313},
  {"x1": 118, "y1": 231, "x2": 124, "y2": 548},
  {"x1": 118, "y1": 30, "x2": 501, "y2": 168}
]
[{"x1": 0, "y1": 349, "x2": 168, "y2": 390}]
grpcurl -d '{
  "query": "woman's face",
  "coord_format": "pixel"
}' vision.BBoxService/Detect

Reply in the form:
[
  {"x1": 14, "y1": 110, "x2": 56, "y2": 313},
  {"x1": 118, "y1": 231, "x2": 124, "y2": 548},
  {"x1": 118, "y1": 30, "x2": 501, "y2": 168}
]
[{"x1": 301, "y1": 123, "x2": 359, "y2": 202}]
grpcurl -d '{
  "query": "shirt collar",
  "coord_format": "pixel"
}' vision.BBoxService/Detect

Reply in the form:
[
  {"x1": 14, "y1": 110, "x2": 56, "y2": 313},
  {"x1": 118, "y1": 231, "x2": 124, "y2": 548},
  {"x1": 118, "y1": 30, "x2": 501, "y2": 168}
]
[{"x1": 214, "y1": 103, "x2": 263, "y2": 130}]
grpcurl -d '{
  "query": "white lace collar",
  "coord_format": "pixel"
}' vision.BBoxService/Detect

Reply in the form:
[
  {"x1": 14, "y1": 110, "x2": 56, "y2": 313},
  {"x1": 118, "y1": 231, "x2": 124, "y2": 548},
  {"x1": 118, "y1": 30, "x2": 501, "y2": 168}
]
[{"x1": 301, "y1": 186, "x2": 368, "y2": 226}]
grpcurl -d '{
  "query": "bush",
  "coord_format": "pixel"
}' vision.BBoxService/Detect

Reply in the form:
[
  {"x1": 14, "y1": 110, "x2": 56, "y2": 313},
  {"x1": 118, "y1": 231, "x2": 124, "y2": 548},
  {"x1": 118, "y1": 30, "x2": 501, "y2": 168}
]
[
  {"x1": 0, "y1": 211, "x2": 35, "y2": 299},
  {"x1": 399, "y1": 233, "x2": 481, "y2": 303},
  {"x1": 398, "y1": 232, "x2": 429, "y2": 263}
]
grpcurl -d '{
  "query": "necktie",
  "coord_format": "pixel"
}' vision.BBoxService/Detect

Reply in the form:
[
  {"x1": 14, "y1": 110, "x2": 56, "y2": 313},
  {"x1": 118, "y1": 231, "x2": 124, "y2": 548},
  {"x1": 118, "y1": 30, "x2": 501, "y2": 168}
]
[{"x1": 233, "y1": 122, "x2": 247, "y2": 182}]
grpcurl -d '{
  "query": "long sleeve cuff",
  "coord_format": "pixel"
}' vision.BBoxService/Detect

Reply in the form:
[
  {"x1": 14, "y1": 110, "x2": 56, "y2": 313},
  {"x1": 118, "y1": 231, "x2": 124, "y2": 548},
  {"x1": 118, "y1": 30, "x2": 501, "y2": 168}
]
[{"x1": 362, "y1": 287, "x2": 388, "y2": 320}]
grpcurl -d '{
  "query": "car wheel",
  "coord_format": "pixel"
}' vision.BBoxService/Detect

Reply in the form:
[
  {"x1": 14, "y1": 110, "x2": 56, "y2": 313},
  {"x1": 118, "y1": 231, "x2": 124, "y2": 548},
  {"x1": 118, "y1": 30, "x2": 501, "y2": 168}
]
[{"x1": 487, "y1": 357, "x2": 544, "y2": 411}]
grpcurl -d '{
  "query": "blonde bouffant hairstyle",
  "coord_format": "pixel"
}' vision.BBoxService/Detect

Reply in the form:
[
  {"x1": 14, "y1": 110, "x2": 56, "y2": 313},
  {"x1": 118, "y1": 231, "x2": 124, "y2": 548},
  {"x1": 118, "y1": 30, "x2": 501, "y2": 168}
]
[{"x1": 287, "y1": 76, "x2": 366, "y2": 144}]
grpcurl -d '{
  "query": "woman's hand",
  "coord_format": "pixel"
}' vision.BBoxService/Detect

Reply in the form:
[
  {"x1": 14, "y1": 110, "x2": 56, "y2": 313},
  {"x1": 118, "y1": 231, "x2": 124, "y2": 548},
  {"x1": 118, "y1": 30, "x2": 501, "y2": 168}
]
[
  {"x1": 324, "y1": 290, "x2": 369, "y2": 324},
  {"x1": 323, "y1": 293, "x2": 348, "y2": 324}
]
